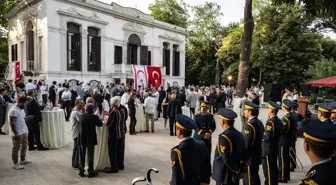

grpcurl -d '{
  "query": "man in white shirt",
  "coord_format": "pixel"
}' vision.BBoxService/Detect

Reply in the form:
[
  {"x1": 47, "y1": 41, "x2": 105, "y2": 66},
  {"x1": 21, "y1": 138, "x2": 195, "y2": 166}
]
[
  {"x1": 25, "y1": 79, "x2": 35, "y2": 91},
  {"x1": 9, "y1": 97, "x2": 31, "y2": 170},
  {"x1": 143, "y1": 92, "x2": 156, "y2": 132},
  {"x1": 121, "y1": 88, "x2": 131, "y2": 107},
  {"x1": 61, "y1": 85, "x2": 72, "y2": 121}
]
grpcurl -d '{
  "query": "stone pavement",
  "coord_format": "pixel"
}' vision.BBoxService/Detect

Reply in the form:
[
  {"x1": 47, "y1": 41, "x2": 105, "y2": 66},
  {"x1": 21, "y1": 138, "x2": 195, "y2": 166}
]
[{"x1": 0, "y1": 108, "x2": 311, "y2": 185}]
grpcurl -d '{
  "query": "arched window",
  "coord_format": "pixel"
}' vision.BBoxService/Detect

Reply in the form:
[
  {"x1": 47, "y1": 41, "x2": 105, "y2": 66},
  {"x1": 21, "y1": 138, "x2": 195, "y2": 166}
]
[
  {"x1": 88, "y1": 27, "x2": 101, "y2": 71},
  {"x1": 127, "y1": 34, "x2": 141, "y2": 65},
  {"x1": 67, "y1": 23, "x2": 81, "y2": 71},
  {"x1": 26, "y1": 21, "x2": 34, "y2": 71}
]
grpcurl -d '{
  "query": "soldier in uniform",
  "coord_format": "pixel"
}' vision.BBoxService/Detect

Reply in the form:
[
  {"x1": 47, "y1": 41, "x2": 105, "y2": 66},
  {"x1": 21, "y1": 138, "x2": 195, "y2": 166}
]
[
  {"x1": 278, "y1": 99, "x2": 295, "y2": 183},
  {"x1": 316, "y1": 104, "x2": 333, "y2": 124},
  {"x1": 170, "y1": 114, "x2": 211, "y2": 185},
  {"x1": 193, "y1": 102, "x2": 216, "y2": 158},
  {"x1": 329, "y1": 102, "x2": 336, "y2": 124},
  {"x1": 212, "y1": 108, "x2": 245, "y2": 185},
  {"x1": 290, "y1": 103, "x2": 302, "y2": 172},
  {"x1": 262, "y1": 101, "x2": 282, "y2": 185},
  {"x1": 243, "y1": 101, "x2": 264, "y2": 185},
  {"x1": 297, "y1": 119, "x2": 336, "y2": 185}
]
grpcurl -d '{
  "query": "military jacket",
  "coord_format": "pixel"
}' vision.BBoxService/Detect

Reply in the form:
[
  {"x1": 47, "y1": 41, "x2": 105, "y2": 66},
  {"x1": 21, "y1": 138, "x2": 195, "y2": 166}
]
[
  {"x1": 213, "y1": 127, "x2": 245, "y2": 185},
  {"x1": 243, "y1": 117, "x2": 265, "y2": 165},
  {"x1": 298, "y1": 158, "x2": 336, "y2": 185},
  {"x1": 322, "y1": 118, "x2": 334, "y2": 124},
  {"x1": 262, "y1": 116, "x2": 282, "y2": 157},
  {"x1": 279, "y1": 112, "x2": 296, "y2": 147},
  {"x1": 170, "y1": 138, "x2": 211, "y2": 185},
  {"x1": 193, "y1": 112, "x2": 216, "y2": 141}
]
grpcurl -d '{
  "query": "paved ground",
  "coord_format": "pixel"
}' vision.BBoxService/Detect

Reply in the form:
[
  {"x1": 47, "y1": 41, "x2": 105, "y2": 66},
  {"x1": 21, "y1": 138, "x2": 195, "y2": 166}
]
[{"x1": 0, "y1": 107, "x2": 311, "y2": 185}]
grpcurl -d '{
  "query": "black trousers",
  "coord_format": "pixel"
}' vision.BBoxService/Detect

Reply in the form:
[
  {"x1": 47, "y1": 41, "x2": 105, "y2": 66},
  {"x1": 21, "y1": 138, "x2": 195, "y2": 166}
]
[
  {"x1": 42, "y1": 94, "x2": 48, "y2": 105},
  {"x1": 72, "y1": 138, "x2": 79, "y2": 168},
  {"x1": 26, "y1": 119, "x2": 43, "y2": 148},
  {"x1": 169, "y1": 117, "x2": 176, "y2": 135},
  {"x1": 157, "y1": 104, "x2": 162, "y2": 118},
  {"x1": 0, "y1": 113, "x2": 5, "y2": 132},
  {"x1": 62, "y1": 101, "x2": 72, "y2": 121},
  {"x1": 130, "y1": 116, "x2": 137, "y2": 133},
  {"x1": 79, "y1": 145, "x2": 95, "y2": 173},
  {"x1": 108, "y1": 136, "x2": 125, "y2": 170},
  {"x1": 262, "y1": 155, "x2": 278, "y2": 185},
  {"x1": 190, "y1": 108, "x2": 195, "y2": 117},
  {"x1": 290, "y1": 141, "x2": 297, "y2": 171},
  {"x1": 49, "y1": 96, "x2": 56, "y2": 106},
  {"x1": 278, "y1": 146, "x2": 290, "y2": 182},
  {"x1": 243, "y1": 165, "x2": 261, "y2": 185}
]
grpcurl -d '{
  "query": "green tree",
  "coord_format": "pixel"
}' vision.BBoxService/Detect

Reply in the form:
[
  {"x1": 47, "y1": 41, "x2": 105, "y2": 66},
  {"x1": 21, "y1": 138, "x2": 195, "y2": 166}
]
[
  {"x1": 307, "y1": 59, "x2": 336, "y2": 80},
  {"x1": 0, "y1": 0, "x2": 20, "y2": 77},
  {"x1": 148, "y1": 0, "x2": 188, "y2": 28},
  {"x1": 253, "y1": 4, "x2": 322, "y2": 89},
  {"x1": 319, "y1": 37, "x2": 336, "y2": 60},
  {"x1": 186, "y1": 2, "x2": 226, "y2": 85}
]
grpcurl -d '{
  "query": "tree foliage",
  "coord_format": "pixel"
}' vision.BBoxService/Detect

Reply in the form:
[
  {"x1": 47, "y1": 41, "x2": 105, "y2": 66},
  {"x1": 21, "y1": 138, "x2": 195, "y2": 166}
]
[
  {"x1": 186, "y1": 2, "x2": 226, "y2": 85},
  {"x1": 307, "y1": 59, "x2": 336, "y2": 80},
  {"x1": 148, "y1": 0, "x2": 188, "y2": 28}
]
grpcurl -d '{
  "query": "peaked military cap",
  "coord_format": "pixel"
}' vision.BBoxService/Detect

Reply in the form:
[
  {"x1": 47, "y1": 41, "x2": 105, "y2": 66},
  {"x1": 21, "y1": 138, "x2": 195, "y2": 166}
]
[
  {"x1": 244, "y1": 101, "x2": 259, "y2": 110},
  {"x1": 175, "y1": 114, "x2": 197, "y2": 131},
  {"x1": 282, "y1": 99, "x2": 294, "y2": 109},
  {"x1": 328, "y1": 102, "x2": 336, "y2": 113},
  {"x1": 218, "y1": 108, "x2": 238, "y2": 120},
  {"x1": 268, "y1": 101, "x2": 281, "y2": 110},
  {"x1": 200, "y1": 101, "x2": 210, "y2": 107},
  {"x1": 301, "y1": 119, "x2": 336, "y2": 143},
  {"x1": 317, "y1": 103, "x2": 333, "y2": 113}
]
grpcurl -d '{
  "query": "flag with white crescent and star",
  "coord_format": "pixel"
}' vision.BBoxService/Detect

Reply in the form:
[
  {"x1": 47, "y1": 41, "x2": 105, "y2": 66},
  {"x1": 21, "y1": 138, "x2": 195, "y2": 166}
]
[
  {"x1": 147, "y1": 66, "x2": 162, "y2": 88},
  {"x1": 132, "y1": 65, "x2": 148, "y2": 88}
]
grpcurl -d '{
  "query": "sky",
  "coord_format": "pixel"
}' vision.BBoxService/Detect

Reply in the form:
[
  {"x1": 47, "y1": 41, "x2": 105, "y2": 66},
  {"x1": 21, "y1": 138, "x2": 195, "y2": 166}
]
[
  {"x1": 99, "y1": 0, "x2": 335, "y2": 39},
  {"x1": 99, "y1": 0, "x2": 245, "y2": 26}
]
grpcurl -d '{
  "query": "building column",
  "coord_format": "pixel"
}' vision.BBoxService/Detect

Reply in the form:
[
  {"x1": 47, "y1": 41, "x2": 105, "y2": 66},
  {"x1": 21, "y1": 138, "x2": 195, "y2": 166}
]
[
  {"x1": 60, "y1": 29, "x2": 67, "y2": 72},
  {"x1": 81, "y1": 29, "x2": 88, "y2": 72}
]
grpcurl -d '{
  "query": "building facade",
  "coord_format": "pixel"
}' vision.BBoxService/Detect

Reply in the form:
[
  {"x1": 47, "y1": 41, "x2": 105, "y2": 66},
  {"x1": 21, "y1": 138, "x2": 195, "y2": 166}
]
[{"x1": 7, "y1": 0, "x2": 186, "y2": 88}]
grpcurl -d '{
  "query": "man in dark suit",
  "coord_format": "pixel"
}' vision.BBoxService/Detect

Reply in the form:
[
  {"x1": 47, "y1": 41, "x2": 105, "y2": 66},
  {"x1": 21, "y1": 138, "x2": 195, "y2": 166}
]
[
  {"x1": 168, "y1": 93, "x2": 182, "y2": 136},
  {"x1": 48, "y1": 81, "x2": 57, "y2": 107},
  {"x1": 78, "y1": 103, "x2": 102, "y2": 178},
  {"x1": 243, "y1": 101, "x2": 264, "y2": 185},
  {"x1": 170, "y1": 114, "x2": 211, "y2": 185},
  {"x1": 213, "y1": 108, "x2": 245, "y2": 185},
  {"x1": 0, "y1": 88, "x2": 8, "y2": 135},
  {"x1": 25, "y1": 89, "x2": 48, "y2": 151}
]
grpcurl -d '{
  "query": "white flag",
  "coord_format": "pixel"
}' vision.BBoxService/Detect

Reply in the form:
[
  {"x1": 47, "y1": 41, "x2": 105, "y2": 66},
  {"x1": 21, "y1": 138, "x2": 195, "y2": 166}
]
[{"x1": 132, "y1": 65, "x2": 148, "y2": 88}]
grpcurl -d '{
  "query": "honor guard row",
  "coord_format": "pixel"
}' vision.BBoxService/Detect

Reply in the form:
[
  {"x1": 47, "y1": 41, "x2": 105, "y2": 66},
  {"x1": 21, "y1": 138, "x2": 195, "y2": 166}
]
[{"x1": 317, "y1": 103, "x2": 334, "y2": 124}]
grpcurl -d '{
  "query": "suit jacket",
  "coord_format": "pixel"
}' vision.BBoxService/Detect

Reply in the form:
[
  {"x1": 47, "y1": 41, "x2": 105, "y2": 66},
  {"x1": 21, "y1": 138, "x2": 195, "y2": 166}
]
[
  {"x1": 168, "y1": 99, "x2": 182, "y2": 118},
  {"x1": 213, "y1": 127, "x2": 246, "y2": 185},
  {"x1": 243, "y1": 117, "x2": 264, "y2": 165},
  {"x1": 170, "y1": 138, "x2": 211, "y2": 185},
  {"x1": 78, "y1": 114, "x2": 102, "y2": 146},
  {"x1": 26, "y1": 96, "x2": 42, "y2": 122}
]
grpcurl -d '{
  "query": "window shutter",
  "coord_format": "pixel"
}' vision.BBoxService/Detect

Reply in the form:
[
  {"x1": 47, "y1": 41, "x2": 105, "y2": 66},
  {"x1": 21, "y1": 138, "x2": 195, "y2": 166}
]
[
  {"x1": 97, "y1": 37, "x2": 101, "y2": 71},
  {"x1": 127, "y1": 43, "x2": 130, "y2": 64},
  {"x1": 148, "y1": 51, "x2": 151, "y2": 66},
  {"x1": 165, "y1": 49, "x2": 170, "y2": 75},
  {"x1": 175, "y1": 51, "x2": 180, "y2": 76},
  {"x1": 140, "y1": 45, "x2": 148, "y2": 65}
]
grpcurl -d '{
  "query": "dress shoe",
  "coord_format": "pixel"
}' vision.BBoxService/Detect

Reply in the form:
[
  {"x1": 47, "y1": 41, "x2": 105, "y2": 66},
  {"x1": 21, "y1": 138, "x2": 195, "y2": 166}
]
[
  {"x1": 0, "y1": 131, "x2": 7, "y2": 135},
  {"x1": 79, "y1": 171, "x2": 85, "y2": 177},
  {"x1": 129, "y1": 133, "x2": 136, "y2": 135},
  {"x1": 28, "y1": 147, "x2": 37, "y2": 151},
  {"x1": 145, "y1": 130, "x2": 149, "y2": 133},
  {"x1": 278, "y1": 180, "x2": 288, "y2": 183},
  {"x1": 105, "y1": 169, "x2": 118, "y2": 173},
  {"x1": 20, "y1": 160, "x2": 32, "y2": 165},
  {"x1": 38, "y1": 147, "x2": 49, "y2": 151},
  {"x1": 118, "y1": 166, "x2": 124, "y2": 170},
  {"x1": 88, "y1": 172, "x2": 98, "y2": 178}
]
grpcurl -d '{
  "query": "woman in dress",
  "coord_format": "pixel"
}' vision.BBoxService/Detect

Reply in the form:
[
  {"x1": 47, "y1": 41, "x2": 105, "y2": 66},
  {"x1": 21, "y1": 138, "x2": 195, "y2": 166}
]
[{"x1": 162, "y1": 92, "x2": 171, "y2": 129}]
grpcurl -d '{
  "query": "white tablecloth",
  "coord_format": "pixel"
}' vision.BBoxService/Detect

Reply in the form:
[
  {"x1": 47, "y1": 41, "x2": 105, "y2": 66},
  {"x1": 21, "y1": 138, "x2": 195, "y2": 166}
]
[
  {"x1": 182, "y1": 106, "x2": 191, "y2": 117},
  {"x1": 3, "y1": 103, "x2": 15, "y2": 134},
  {"x1": 135, "y1": 104, "x2": 146, "y2": 132},
  {"x1": 93, "y1": 125, "x2": 110, "y2": 171},
  {"x1": 40, "y1": 109, "x2": 67, "y2": 149}
]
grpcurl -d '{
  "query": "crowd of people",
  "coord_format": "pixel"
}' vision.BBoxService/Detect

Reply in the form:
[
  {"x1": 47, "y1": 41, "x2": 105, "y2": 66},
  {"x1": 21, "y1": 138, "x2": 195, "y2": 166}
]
[{"x1": 1, "y1": 78, "x2": 336, "y2": 185}]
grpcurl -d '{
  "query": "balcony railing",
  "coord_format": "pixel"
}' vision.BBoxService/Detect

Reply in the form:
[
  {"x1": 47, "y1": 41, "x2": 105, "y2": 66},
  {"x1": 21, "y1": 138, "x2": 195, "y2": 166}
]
[{"x1": 112, "y1": 64, "x2": 167, "y2": 76}]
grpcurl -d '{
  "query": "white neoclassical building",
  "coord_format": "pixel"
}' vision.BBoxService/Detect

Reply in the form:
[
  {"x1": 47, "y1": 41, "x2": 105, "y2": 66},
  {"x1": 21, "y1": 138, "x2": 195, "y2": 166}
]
[{"x1": 7, "y1": 0, "x2": 186, "y2": 87}]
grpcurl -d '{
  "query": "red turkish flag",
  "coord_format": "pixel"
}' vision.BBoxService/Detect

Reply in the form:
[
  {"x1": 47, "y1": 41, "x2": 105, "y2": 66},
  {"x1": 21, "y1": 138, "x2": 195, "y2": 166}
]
[
  {"x1": 147, "y1": 66, "x2": 162, "y2": 88},
  {"x1": 15, "y1": 61, "x2": 20, "y2": 80}
]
